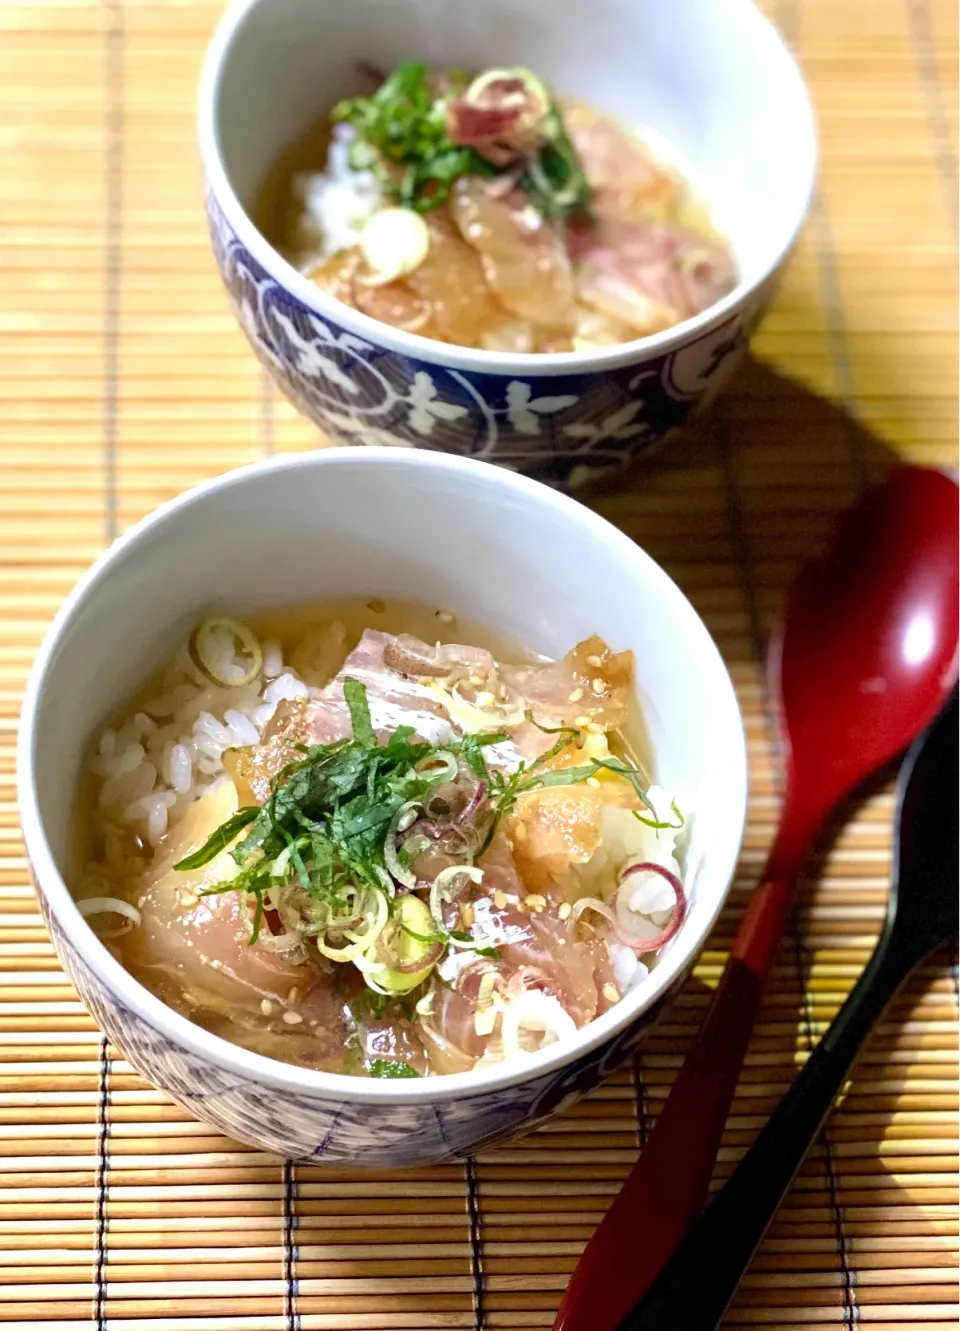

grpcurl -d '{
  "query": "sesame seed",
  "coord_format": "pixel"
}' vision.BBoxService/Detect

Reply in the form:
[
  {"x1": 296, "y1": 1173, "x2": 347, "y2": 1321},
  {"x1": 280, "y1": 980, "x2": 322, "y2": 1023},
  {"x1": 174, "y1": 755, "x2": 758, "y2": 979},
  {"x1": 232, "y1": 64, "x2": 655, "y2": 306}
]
[
  {"x1": 568, "y1": 687, "x2": 584, "y2": 703},
  {"x1": 179, "y1": 889, "x2": 197, "y2": 908},
  {"x1": 260, "y1": 999, "x2": 275, "y2": 1017},
  {"x1": 586, "y1": 654, "x2": 603, "y2": 668},
  {"x1": 574, "y1": 714, "x2": 591, "y2": 726},
  {"x1": 287, "y1": 986, "x2": 299, "y2": 1004},
  {"x1": 525, "y1": 893, "x2": 547, "y2": 913},
  {"x1": 283, "y1": 1011, "x2": 304, "y2": 1025},
  {"x1": 586, "y1": 776, "x2": 601, "y2": 788},
  {"x1": 461, "y1": 903, "x2": 475, "y2": 929},
  {"x1": 436, "y1": 610, "x2": 454, "y2": 623},
  {"x1": 591, "y1": 677, "x2": 606, "y2": 695},
  {"x1": 513, "y1": 822, "x2": 527, "y2": 842},
  {"x1": 492, "y1": 889, "x2": 508, "y2": 909},
  {"x1": 602, "y1": 983, "x2": 620, "y2": 1004},
  {"x1": 558, "y1": 902, "x2": 572, "y2": 921}
]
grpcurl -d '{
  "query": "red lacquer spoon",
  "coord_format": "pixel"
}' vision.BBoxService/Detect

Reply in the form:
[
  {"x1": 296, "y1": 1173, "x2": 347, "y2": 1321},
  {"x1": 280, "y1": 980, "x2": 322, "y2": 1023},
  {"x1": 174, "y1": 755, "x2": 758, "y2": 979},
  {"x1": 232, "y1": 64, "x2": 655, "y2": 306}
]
[{"x1": 554, "y1": 465, "x2": 960, "y2": 1331}]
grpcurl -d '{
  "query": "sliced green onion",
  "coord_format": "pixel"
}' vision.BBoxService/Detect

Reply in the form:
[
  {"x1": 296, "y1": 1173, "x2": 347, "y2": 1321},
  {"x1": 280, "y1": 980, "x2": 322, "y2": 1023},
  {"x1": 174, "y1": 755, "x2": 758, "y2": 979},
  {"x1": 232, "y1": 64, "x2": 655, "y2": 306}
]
[
  {"x1": 77, "y1": 896, "x2": 142, "y2": 937},
  {"x1": 418, "y1": 749, "x2": 459, "y2": 784},
  {"x1": 342, "y1": 888, "x2": 390, "y2": 944},
  {"x1": 302, "y1": 884, "x2": 364, "y2": 936},
  {"x1": 384, "y1": 800, "x2": 421, "y2": 889},
  {"x1": 355, "y1": 894, "x2": 440, "y2": 994},
  {"x1": 315, "y1": 931, "x2": 371, "y2": 963},
  {"x1": 357, "y1": 207, "x2": 431, "y2": 285},
  {"x1": 191, "y1": 616, "x2": 262, "y2": 688},
  {"x1": 500, "y1": 988, "x2": 577, "y2": 1059},
  {"x1": 372, "y1": 864, "x2": 397, "y2": 899},
  {"x1": 315, "y1": 889, "x2": 388, "y2": 962},
  {"x1": 473, "y1": 968, "x2": 502, "y2": 1036}
]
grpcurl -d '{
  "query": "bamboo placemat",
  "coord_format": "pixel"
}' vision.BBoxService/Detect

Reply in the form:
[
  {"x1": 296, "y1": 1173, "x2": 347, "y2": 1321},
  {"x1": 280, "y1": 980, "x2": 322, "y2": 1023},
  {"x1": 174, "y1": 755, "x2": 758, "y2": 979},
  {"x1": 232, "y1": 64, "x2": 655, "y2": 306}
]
[{"x1": 0, "y1": 0, "x2": 957, "y2": 1326}]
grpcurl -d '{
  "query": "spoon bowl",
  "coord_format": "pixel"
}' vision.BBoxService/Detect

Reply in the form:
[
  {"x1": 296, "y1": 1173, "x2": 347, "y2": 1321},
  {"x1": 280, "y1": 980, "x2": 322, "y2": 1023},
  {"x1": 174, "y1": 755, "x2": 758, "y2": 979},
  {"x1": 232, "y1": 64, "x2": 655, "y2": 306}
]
[
  {"x1": 774, "y1": 464, "x2": 960, "y2": 854},
  {"x1": 554, "y1": 465, "x2": 959, "y2": 1331}
]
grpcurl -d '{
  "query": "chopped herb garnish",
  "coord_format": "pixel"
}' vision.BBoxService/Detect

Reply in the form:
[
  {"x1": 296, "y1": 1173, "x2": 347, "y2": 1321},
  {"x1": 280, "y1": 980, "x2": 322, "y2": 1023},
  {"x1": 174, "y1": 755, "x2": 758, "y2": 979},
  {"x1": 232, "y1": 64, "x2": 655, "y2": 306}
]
[
  {"x1": 633, "y1": 799, "x2": 685, "y2": 832},
  {"x1": 459, "y1": 730, "x2": 507, "y2": 781},
  {"x1": 518, "y1": 103, "x2": 592, "y2": 222},
  {"x1": 369, "y1": 1058, "x2": 421, "y2": 1079},
  {"x1": 523, "y1": 709, "x2": 580, "y2": 737},
  {"x1": 478, "y1": 724, "x2": 587, "y2": 855},
  {"x1": 332, "y1": 60, "x2": 591, "y2": 221},
  {"x1": 183, "y1": 682, "x2": 499, "y2": 915},
  {"x1": 401, "y1": 924, "x2": 449, "y2": 946},
  {"x1": 343, "y1": 676, "x2": 375, "y2": 748},
  {"x1": 333, "y1": 62, "x2": 494, "y2": 213},
  {"x1": 351, "y1": 988, "x2": 391, "y2": 1022},
  {"x1": 176, "y1": 674, "x2": 656, "y2": 977},
  {"x1": 478, "y1": 734, "x2": 659, "y2": 856},
  {"x1": 173, "y1": 805, "x2": 260, "y2": 871}
]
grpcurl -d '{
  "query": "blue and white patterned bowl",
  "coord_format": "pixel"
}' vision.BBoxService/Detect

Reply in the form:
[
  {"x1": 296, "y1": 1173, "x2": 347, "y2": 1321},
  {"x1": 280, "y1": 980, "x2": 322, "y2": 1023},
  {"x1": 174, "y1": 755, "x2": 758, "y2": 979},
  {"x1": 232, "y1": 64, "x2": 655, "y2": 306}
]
[
  {"x1": 199, "y1": 0, "x2": 816, "y2": 487},
  {"x1": 19, "y1": 450, "x2": 747, "y2": 1166}
]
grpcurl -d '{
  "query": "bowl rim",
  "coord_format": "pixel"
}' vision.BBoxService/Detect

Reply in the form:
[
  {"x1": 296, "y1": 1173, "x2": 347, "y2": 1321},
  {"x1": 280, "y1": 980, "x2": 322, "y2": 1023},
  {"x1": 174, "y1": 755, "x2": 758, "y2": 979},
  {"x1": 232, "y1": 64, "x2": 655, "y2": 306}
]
[
  {"x1": 18, "y1": 448, "x2": 748, "y2": 1104},
  {"x1": 197, "y1": 0, "x2": 817, "y2": 377}
]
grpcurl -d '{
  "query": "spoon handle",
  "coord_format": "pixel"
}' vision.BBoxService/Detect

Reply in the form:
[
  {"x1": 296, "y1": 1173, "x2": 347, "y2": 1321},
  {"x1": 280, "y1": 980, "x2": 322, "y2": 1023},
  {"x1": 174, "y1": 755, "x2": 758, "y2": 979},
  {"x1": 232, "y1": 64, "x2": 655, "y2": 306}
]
[
  {"x1": 617, "y1": 932, "x2": 920, "y2": 1331},
  {"x1": 552, "y1": 877, "x2": 796, "y2": 1331}
]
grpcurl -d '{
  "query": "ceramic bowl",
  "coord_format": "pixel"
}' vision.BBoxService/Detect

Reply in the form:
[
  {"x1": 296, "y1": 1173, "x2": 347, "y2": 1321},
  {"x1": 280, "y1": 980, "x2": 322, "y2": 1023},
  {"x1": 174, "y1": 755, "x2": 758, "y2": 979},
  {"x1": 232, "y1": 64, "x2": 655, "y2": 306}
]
[
  {"x1": 198, "y1": 0, "x2": 816, "y2": 487},
  {"x1": 19, "y1": 449, "x2": 747, "y2": 1166}
]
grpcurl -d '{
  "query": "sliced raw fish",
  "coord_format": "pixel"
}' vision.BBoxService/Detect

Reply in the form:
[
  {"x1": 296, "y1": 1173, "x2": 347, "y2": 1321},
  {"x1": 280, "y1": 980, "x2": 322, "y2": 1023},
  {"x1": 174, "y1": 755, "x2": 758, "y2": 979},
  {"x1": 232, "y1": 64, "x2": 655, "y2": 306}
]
[
  {"x1": 450, "y1": 177, "x2": 575, "y2": 330},
  {"x1": 125, "y1": 781, "x2": 346, "y2": 1060},
  {"x1": 566, "y1": 100, "x2": 678, "y2": 224}
]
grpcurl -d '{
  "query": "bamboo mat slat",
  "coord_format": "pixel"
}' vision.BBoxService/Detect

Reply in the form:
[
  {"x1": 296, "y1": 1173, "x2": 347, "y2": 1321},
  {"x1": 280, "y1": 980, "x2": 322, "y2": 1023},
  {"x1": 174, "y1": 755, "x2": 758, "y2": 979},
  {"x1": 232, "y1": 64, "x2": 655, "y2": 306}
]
[{"x1": 0, "y1": 0, "x2": 957, "y2": 1326}]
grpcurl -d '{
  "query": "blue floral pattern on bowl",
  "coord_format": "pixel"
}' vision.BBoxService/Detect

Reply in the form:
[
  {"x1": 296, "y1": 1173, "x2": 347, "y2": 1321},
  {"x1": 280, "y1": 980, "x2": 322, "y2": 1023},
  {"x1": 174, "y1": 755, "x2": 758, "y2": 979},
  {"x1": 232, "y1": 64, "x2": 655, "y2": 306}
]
[
  {"x1": 207, "y1": 195, "x2": 764, "y2": 487},
  {"x1": 34, "y1": 866, "x2": 686, "y2": 1166}
]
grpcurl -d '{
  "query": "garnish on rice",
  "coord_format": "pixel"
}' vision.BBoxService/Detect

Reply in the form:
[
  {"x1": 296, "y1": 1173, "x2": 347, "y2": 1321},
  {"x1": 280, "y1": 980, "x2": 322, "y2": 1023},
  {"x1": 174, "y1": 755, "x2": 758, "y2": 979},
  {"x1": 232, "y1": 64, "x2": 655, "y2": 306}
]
[
  {"x1": 254, "y1": 57, "x2": 738, "y2": 353},
  {"x1": 177, "y1": 678, "x2": 667, "y2": 996},
  {"x1": 332, "y1": 61, "x2": 592, "y2": 220},
  {"x1": 77, "y1": 610, "x2": 689, "y2": 1078}
]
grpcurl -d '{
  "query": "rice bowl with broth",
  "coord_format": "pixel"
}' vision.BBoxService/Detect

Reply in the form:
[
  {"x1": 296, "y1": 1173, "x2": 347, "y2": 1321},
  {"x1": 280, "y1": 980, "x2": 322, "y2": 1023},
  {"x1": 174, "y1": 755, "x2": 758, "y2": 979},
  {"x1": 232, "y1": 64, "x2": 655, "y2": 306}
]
[
  {"x1": 19, "y1": 450, "x2": 747, "y2": 1163},
  {"x1": 76, "y1": 601, "x2": 690, "y2": 1079}
]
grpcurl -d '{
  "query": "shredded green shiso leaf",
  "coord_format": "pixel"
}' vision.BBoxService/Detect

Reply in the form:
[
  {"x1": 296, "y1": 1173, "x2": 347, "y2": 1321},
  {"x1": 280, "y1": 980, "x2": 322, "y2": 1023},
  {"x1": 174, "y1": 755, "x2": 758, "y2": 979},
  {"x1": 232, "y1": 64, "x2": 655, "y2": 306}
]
[{"x1": 174, "y1": 678, "x2": 660, "y2": 988}]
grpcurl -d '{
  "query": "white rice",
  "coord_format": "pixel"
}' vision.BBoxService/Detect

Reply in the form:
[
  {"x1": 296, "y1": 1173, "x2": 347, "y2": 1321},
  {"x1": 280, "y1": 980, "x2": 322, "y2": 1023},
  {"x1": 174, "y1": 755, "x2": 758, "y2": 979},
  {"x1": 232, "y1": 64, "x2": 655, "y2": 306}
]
[
  {"x1": 88, "y1": 639, "x2": 315, "y2": 851},
  {"x1": 264, "y1": 672, "x2": 313, "y2": 705},
  {"x1": 608, "y1": 942, "x2": 649, "y2": 995},
  {"x1": 292, "y1": 123, "x2": 383, "y2": 267},
  {"x1": 262, "y1": 639, "x2": 283, "y2": 680}
]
